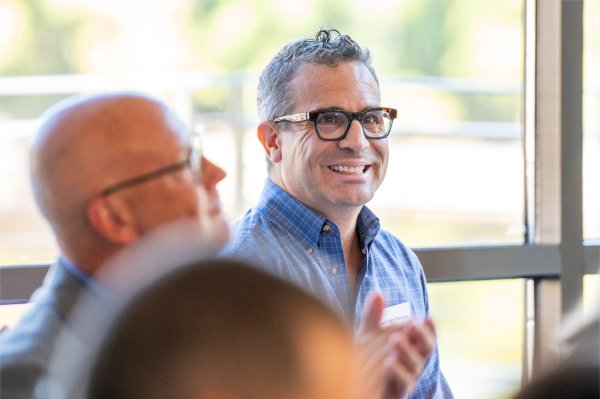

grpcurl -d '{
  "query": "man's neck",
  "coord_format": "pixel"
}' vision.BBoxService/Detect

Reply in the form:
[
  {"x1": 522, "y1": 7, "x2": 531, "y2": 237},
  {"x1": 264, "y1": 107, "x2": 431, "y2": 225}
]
[
  {"x1": 318, "y1": 202, "x2": 361, "y2": 236},
  {"x1": 325, "y1": 207, "x2": 363, "y2": 290}
]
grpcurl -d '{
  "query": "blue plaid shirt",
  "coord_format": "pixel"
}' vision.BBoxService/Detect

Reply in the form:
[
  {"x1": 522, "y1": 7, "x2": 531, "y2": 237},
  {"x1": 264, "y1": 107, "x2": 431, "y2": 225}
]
[{"x1": 223, "y1": 180, "x2": 453, "y2": 398}]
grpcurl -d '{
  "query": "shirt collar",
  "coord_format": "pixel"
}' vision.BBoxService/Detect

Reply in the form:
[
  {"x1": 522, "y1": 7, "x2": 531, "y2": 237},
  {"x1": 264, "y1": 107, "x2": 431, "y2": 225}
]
[
  {"x1": 58, "y1": 255, "x2": 108, "y2": 299},
  {"x1": 258, "y1": 179, "x2": 380, "y2": 246},
  {"x1": 258, "y1": 180, "x2": 327, "y2": 246},
  {"x1": 356, "y1": 206, "x2": 381, "y2": 248},
  {"x1": 58, "y1": 255, "x2": 91, "y2": 286}
]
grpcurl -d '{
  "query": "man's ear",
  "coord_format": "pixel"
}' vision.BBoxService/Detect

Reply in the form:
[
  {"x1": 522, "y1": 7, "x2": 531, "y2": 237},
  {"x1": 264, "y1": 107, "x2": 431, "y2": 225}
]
[
  {"x1": 86, "y1": 196, "x2": 140, "y2": 244},
  {"x1": 257, "y1": 121, "x2": 282, "y2": 163}
]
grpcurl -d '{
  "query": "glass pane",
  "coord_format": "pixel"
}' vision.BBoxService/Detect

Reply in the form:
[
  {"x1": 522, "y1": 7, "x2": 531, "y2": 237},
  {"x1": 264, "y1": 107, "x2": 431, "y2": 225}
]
[
  {"x1": 0, "y1": 0, "x2": 525, "y2": 263},
  {"x1": 583, "y1": 274, "x2": 600, "y2": 315},
  {"x1": 0, "y1": 121, "x2": 58, "y2": 265},
  {"x1": 428, "y1": 279, "x2": 525, "y2": 399},
  {"x1": 584, "y1": 0, "x2": 600, "y2": 241},
  {"x1": 369, "y1": 0, "x2": 524, "y2": 248}
]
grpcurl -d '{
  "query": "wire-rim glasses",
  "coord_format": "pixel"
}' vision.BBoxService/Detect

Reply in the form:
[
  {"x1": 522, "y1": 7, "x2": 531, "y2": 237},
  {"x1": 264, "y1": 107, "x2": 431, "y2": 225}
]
[{"x1": 98, "y1": 131, "x2": 203, "y2": 197}]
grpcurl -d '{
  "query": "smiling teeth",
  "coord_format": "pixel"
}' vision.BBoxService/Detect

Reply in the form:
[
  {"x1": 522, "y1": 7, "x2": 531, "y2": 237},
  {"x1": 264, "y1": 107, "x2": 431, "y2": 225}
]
[{"x1": 329, "y1": 165, "x2": 365, "y2": 174}]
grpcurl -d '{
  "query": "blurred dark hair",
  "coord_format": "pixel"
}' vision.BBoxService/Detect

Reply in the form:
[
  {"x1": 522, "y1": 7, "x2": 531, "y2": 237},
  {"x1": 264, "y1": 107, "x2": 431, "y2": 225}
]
[
  {"x1": 87, "y1": 258, "x2": 348, "y2": 399},
  {"x1": 513, "y1": 363, "x2": 599, "y2": 399}
]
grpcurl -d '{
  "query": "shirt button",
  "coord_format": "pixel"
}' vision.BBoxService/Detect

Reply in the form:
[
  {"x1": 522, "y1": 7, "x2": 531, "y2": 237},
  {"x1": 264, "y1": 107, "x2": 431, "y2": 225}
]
[
  {"x1": 306, "y1": 247, "x2": 313, "y2": 254},
  {"x1": 322, "y1": 224, "x2": 331, "y2": 232},
  {"x1": 362, "y1": 248, "x2": 367, "y2": 255},
  {"x1": 331, "y1": 266, "x2": 338, "y2": 275}
]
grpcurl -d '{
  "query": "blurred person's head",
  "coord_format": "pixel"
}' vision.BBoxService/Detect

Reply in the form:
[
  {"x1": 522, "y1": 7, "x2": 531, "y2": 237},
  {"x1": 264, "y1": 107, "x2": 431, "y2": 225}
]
[
  {"x1": 30, "y1": 93, "x2": 229, "y2": 274},
  {"x1": 87, "y1": 259, "x2": 355, "y2": 399},
  {"x1": 514, "y1": 285, "x2": 599, "y2": 399},
  {"x1": 256, "y1": 29, "x2": 393, "y2": 219},
  {"x1": 512, "y1": 363, "x2": 599, "y2": 399}
]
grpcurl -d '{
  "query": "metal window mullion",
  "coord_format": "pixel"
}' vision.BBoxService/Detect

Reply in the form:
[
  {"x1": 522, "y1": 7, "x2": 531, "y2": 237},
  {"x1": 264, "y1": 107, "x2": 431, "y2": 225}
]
[
  {"x1": 530, "y1": 0, "x2": 585, "y2": 378},
  {"x1": 558, "y1": 0, "x2": 584, "y2": 315},
  {"x1": 535, "y1": 0, "x2": 585, "y2": 324}
]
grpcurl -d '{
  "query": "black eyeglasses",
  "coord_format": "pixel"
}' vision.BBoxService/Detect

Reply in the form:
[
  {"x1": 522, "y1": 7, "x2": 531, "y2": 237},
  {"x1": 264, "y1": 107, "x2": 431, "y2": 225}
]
[
  {"x1": 98, "y1": 132, "x2": 203, "y2": 197},
  {"x1": 272, "y1": 107, "x2": 397, "y2": 141}
]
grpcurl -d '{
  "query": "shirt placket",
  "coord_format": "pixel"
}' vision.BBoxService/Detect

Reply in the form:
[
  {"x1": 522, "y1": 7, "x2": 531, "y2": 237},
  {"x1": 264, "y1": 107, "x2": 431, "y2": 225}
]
[
  {"x1": 318, "y1": 221, "x2": 354, "y2": 321},
  {"x1": 353, "y1": 237, "x2": 374, "y2": 328}
]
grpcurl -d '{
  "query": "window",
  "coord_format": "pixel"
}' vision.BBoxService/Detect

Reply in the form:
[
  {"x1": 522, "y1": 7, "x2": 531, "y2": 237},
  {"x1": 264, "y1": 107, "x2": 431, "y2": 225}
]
[
  {"x1": 583, "y1": 274, "x2": 600, "y2": 315},
  {"x1": 429, "y1": 280, "x2": 525, "y2": 399}
]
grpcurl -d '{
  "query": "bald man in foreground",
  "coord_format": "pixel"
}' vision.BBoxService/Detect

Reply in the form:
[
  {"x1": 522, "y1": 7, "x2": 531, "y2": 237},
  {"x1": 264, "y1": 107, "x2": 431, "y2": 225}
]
[{"x1": 0, "y1": 93, "x2": 229, "y2": 399}]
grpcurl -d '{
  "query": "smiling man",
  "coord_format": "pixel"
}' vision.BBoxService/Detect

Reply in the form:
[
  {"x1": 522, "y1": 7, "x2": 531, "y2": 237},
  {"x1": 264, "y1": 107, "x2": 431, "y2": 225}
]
[{"x1": 224, "y1": 29, "x2": 453, "y2": 398}]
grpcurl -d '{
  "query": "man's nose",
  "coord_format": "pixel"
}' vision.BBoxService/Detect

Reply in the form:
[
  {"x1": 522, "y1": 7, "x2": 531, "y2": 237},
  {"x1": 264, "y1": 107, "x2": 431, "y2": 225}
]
[
  {"x1": 200, "y1": 157, "x2": 226, "y2": 187},
  {"x1": 338, "y1": 119, "x2": 369, "y2": 152}
]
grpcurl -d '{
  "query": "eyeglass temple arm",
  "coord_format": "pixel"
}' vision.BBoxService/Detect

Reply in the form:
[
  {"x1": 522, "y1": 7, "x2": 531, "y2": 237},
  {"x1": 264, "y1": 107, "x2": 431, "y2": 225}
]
[{"x1": 273, "y1": 112, "x2": 310, "y2": 123}]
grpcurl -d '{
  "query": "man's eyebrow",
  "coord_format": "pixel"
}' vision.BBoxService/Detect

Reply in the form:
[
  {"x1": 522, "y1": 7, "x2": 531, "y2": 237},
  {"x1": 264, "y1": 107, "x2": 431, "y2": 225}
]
[{"x1": 307, "y1": 106, "x2": 342, "y2": 112}]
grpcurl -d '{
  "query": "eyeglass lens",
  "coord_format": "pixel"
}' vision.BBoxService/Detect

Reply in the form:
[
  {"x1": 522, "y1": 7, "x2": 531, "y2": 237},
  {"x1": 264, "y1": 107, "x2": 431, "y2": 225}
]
[
  {"x1": 189, "y1": 130, "x2": 203, "y2": 181},
  {"x1": 315, "y1": 109, "x2": 392, "y2": 139}
]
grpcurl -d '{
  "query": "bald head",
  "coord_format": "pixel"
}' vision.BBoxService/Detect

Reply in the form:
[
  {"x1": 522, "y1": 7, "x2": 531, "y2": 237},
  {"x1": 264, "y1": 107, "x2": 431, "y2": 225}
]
[{"x1": 30, "y1": 93, "x2": 224, "y2": 272}]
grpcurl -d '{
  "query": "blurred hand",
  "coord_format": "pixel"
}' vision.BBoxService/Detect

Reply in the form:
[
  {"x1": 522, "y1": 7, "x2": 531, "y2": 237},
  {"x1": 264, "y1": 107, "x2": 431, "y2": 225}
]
[{"x1": 352, "y1": 292, "x2": 436, "y2": 399}]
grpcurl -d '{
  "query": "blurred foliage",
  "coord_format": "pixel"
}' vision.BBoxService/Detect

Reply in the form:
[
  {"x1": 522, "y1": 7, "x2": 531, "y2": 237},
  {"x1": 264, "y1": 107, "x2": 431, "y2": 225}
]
[
  {"x1": 0, "y1": 0, "x2": 522, "y2": 77},
  {"x1": 392, "y1": 0, "x2": 452, "y2": 76},
  {"x1": 193, "y1": 86, "x2": 229, "y2": 113},
  {"x1": 461, "y1": 94, "x2": 520, "y2": 122},
  {"x1": 0, "y1": 0, "x2": 524, "y2": 124},
  {"x1": 0, "y1": 94, "x2": 74, "y2": 119},
  {"x1": 185, "y1": 0, "x2": 355, "y2": 72},
  {"x1": 0, "y1": 0, "x2": 87, "y2": 75}
]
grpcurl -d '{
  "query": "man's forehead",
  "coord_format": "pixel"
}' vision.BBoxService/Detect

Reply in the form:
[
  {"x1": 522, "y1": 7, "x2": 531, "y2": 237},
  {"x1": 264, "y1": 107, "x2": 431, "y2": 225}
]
[
  {"x1": 293, "y1": 62, "x2": 377, "y2": 84},
  {"x1": 289, "y1": 62, "x2": 381, "y2": 109},
  {"x1": 46, "y1": 106, "x2": 184, "y2": 166}
]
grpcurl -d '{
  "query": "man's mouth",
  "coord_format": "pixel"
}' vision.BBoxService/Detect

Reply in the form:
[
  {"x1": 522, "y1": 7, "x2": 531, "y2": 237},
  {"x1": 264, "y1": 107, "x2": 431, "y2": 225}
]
[{"x1": 328, "y1": 164, "x2": 368, "y2": 175}]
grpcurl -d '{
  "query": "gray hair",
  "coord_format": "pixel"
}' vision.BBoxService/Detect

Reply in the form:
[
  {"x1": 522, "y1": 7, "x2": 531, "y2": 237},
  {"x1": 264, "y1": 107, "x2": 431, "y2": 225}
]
[{"x1": 257, "y1": 28, "x2": 379, "y2": 122}]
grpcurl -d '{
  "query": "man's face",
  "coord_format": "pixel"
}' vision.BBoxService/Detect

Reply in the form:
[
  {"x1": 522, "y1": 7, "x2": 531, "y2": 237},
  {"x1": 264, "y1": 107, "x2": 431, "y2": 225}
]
[
  {"x1": 121, "y1": 129, "x2": 229, "y2": 250},
  {"x1": 274, "y1": 62, "x2": 388, "y2": 217}
]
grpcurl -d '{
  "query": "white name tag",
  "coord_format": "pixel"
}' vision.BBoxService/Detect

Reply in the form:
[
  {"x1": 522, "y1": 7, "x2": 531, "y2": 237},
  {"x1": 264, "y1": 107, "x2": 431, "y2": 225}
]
[{"x1": 381, "y1": 302, "x2": 411, "y2": 327}]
